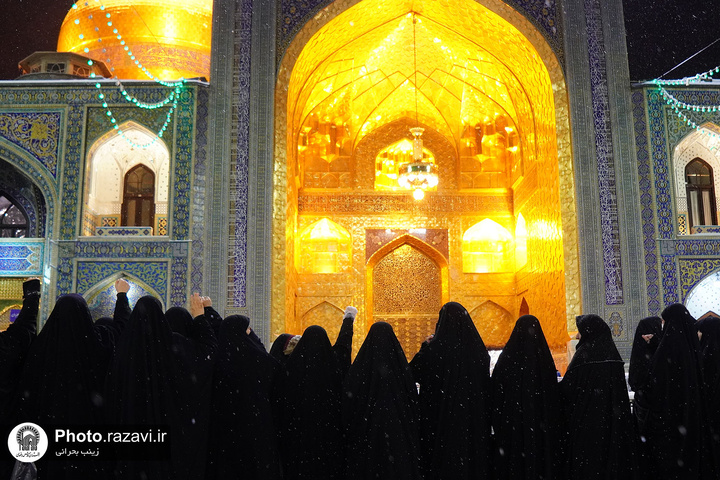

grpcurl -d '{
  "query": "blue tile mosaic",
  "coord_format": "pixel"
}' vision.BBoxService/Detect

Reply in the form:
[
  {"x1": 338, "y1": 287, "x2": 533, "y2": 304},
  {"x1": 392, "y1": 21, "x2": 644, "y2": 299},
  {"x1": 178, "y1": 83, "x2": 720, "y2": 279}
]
[
  {"x1": 585, "y1": 0, "x2": 623, "y2": 305},
  {"x1": 632, "y1": 89, "x2": 660, "y2": 315},
  {"x1": 76, "y1": 261, "x2": 169, "y2": 300},
  {"x1": 0, "y1": 242, "x2": 43, "y2": 275},
  {"x1": 0, "y1": 112, "x2": 61, "y2": 178},
  {"x1": 231, "y1": 0, "x2": 252, "y2": 308},
  {"x1": 678, "y1": 258, "x2": 720, "y2": 302}
]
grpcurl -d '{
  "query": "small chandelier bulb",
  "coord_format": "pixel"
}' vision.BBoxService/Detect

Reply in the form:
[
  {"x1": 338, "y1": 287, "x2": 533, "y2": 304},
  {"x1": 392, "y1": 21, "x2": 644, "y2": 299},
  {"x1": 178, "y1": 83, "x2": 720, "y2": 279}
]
[{"x1": 413, "y1": 189, "x2": 425, "y2": 201}]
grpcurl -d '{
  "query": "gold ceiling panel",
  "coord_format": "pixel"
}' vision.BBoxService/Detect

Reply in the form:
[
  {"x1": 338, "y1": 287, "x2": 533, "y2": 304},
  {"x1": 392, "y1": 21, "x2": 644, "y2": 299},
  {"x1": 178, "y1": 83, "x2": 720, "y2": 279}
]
[{"x1": 289, "y1": 0, "x2": 550, "y2": 154}]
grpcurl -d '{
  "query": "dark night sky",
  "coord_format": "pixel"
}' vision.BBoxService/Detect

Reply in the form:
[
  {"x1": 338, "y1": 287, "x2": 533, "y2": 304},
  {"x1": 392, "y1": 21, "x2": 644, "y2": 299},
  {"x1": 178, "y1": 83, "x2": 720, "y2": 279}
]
[{"x1": 0, "y1": 0, "x2": 718, "y2": 81}]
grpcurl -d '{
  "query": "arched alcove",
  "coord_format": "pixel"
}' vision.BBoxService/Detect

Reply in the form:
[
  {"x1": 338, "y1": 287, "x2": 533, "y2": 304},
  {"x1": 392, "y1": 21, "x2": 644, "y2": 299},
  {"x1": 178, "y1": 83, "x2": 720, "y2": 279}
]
[
  {"x1": 672, "y1": 123, "x2": 720, "y2": 234},
  {"x1": 83, "y1": 272, "x2": 163, "y2": 320},
  {"x1": 83, "y1": 122, "x2": 170, "y2": 236},
  {"x1": 299, "y1": 301, "x2": 344, "y2": 345},
  {"x1": 272, "y1": 0, "x2": 578, "y2": 350}
]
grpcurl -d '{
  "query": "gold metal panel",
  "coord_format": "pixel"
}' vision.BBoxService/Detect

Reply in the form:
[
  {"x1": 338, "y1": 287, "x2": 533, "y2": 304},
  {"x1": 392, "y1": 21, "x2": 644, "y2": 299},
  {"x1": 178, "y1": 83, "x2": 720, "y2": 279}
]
[
  {"x1": 273, "y1": 0, "x2": 580, "y2": 353},
  {"x1": 373, "y1": 244, "x2": 442, "y2": 314}
]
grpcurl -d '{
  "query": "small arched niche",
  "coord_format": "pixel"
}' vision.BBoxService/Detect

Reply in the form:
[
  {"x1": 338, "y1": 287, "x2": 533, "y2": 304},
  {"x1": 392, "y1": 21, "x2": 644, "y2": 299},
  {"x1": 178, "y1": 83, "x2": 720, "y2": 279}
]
[
  {"x1": 83, "y1": 122, "x2": 170, "y2": 236},
  {"x1": 470, "y1": 300, "x2": 514, "y2": 349},
  {"x1": 462, "y1": 219, "x2": 514, "y2": 273},
  {"x1": 297, "y1": 218, "x2": 352, "y2": 274}
]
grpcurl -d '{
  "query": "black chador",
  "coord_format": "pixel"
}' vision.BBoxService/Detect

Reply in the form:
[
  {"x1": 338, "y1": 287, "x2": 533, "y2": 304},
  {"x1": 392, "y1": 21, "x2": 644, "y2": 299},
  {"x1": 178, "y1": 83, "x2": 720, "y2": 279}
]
[
  {"x1": 343, "y1": 322, "x2": 422, "y2": 480},
  {"x1": 635, "y1": 303, "x2": 714, "y2": 480},
  {"x1": 697, "y1": 315, "x2": 720, "y2": 460},
  {"x1": 0, "y1": 279, "x2": 39, "y2": 424},
  {"x1": 492, "y1": 315, "x2": 563, "y2": 480},
  {"x1": 410, "y1": 301, "x2": 491, "y2": 480},
  {"x1": 628, "y1": 316, "x2": 663, "y2": 392},
  {"x1": 273, "y1": 317, "x2": 353, "y2": 480},
  {"x1": 206, "y1": 315, "x2": 281, "y2": 479},
  {"x1": 560, "y1": 314, "x2": 636, "y2": 480},
  {"x1": 105, "y1": 296, "x2": 216, "y2": 480},
  {"x1": 16, "y1": 291, "x2": 130, "y2": 479}
]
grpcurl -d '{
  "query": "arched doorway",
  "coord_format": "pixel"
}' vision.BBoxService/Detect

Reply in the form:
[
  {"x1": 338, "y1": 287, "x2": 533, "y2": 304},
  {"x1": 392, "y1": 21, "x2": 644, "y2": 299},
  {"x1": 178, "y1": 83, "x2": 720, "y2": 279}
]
[{"x1": 272, "y1": 0, "x2": 579, "y2": 353}]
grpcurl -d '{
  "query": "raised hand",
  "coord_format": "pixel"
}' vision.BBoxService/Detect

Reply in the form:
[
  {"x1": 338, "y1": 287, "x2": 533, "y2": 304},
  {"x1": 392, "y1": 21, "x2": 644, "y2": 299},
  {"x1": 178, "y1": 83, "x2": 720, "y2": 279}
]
[{"x1": 115, "y1": 278, "x2": 130, "y2": 294}]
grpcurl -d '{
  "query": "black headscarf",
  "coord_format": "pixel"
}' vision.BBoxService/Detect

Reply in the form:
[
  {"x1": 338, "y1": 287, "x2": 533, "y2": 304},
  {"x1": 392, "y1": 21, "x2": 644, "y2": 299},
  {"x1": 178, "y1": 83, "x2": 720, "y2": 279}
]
[
  {"x1": 16, "y1": 293, "x2": 129, "y2": 479},
  {"x1": 635, "y1": 304, "x2": 714, "y2": 479},
  {"x1": 560, "y1": 314, "x2": 635, "y2": 480},
  {"x1": 697, "y1": 315, "x2": 720, "y2": 459},
  {"x1": 628, "y1": 316, "x2": 663, "y2": 392},
  {"x1": 269, "y1": 333, "x2": 294, "y2": 366},
  {"x1": 273, "y1": 325, "x2": 345, "y2": 480},
  {"x1": 492, "y1": 315, "x2": 563, "y2": 480},
  {"x1": 206, "y1": 315, "x2": 281, "y2": 479},
  {"x1": 166, "y1": 306, "x2": 191, "y2": 337},
  {"x1": 409, "y1": 301, "x2": 491, "y2": 480},
  {"x1": 343, "y1": 322, "x2": 422, "y2": 480}
]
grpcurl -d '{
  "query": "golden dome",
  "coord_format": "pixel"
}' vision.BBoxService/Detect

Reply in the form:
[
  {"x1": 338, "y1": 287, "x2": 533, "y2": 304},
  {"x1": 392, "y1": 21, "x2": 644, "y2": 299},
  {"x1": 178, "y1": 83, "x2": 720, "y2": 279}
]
[{"x1": 57, "y1": 0, "x2": 212, "y2": 81}]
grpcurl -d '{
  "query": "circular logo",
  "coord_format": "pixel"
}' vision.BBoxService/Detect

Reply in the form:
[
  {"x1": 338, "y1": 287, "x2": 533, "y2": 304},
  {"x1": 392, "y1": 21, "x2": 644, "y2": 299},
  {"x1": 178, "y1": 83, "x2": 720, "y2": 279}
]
[{"x1": 7, "y1": 423, "x2": 48, "y2": 463}]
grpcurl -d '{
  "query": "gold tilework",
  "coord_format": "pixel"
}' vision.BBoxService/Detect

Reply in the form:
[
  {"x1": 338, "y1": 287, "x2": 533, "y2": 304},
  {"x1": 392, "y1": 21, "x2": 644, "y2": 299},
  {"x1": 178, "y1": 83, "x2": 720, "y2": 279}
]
[{"x1": 274, "y1": 0, "x2": 579, "y2": 352}]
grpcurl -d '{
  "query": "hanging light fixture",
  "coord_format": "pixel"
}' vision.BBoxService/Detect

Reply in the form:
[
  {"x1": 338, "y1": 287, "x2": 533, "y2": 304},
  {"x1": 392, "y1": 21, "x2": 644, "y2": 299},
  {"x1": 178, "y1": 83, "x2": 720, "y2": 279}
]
[{"x1": 397, "y1": 12, "x2": 438, "y2": 201}]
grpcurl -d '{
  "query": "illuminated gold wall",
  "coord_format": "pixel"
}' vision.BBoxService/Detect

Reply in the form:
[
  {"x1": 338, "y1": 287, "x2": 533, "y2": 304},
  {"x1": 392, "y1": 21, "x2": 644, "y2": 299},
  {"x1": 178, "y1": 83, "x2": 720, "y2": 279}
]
[
  {"x1": 57, "y1": 0, "x2": 212, "y2": 81},
  {"x1": 274, "y1": 0, "x2": 579, "y2": 357}
]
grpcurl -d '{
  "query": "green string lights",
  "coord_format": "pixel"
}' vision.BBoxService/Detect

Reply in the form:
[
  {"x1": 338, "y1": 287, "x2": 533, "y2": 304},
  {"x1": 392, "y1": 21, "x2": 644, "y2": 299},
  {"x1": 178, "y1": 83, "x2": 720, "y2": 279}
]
[
  {"x1": 653, "y1": 64, "x2": 720, "y2": 141},
  {"x1": 73, "y1": 0, "x2": 185, "y2": 148}
]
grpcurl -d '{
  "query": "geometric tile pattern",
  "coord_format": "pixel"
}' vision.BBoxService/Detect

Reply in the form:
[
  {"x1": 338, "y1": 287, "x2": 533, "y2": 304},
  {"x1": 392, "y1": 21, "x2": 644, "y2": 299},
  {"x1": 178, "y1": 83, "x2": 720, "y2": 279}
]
[{"x1": 632, "y1": 89, "x2": 660, "y2": 314}]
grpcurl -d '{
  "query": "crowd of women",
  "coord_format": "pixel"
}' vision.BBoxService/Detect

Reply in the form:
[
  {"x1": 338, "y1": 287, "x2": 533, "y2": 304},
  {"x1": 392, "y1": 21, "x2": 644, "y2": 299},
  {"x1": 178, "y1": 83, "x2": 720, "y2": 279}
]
[{"x1": 0, "y1": 277, "x2": 718, "y2": 479}]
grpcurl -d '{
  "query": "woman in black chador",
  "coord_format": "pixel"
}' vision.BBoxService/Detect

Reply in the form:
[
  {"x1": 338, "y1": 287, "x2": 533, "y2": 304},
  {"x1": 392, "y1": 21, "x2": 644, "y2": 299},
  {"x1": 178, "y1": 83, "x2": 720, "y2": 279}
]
[
  {"x1": 343, "y1": 322, "x2": 422, "y2": 480},
  {"x1": 410, "y1": 301, "x2": 491, "y2": 480},
  {"x1": 492, "y1": 315, "x2": 563, "y2": 480},
  {"x1": 0, "y1": 278, "x2": 40, "y2": 423},
  {"x1": 635, "y1": 303, "x2": 715, "y2": 480},
  {"x1": 105, "y1": 294, "x2": 216, "y2": 480},
  {"x1": 560, "y1": 314, "x2": 636, "y2": 480},
  {"x1": 696, "y1": 315, "x2": 720, "y2": 458},
  {"x1": 206, "y1": 315, "x2": 282, "y2": 479},
  {"x1": 15, "y1": 279, "x2": 131, "y2": 479},
  {"x1": 628, "y1": 316, "x2": 663, "y2": 393},
  {"x1": 273, "y1": 307, "x2": 354, "y2": 480}
]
